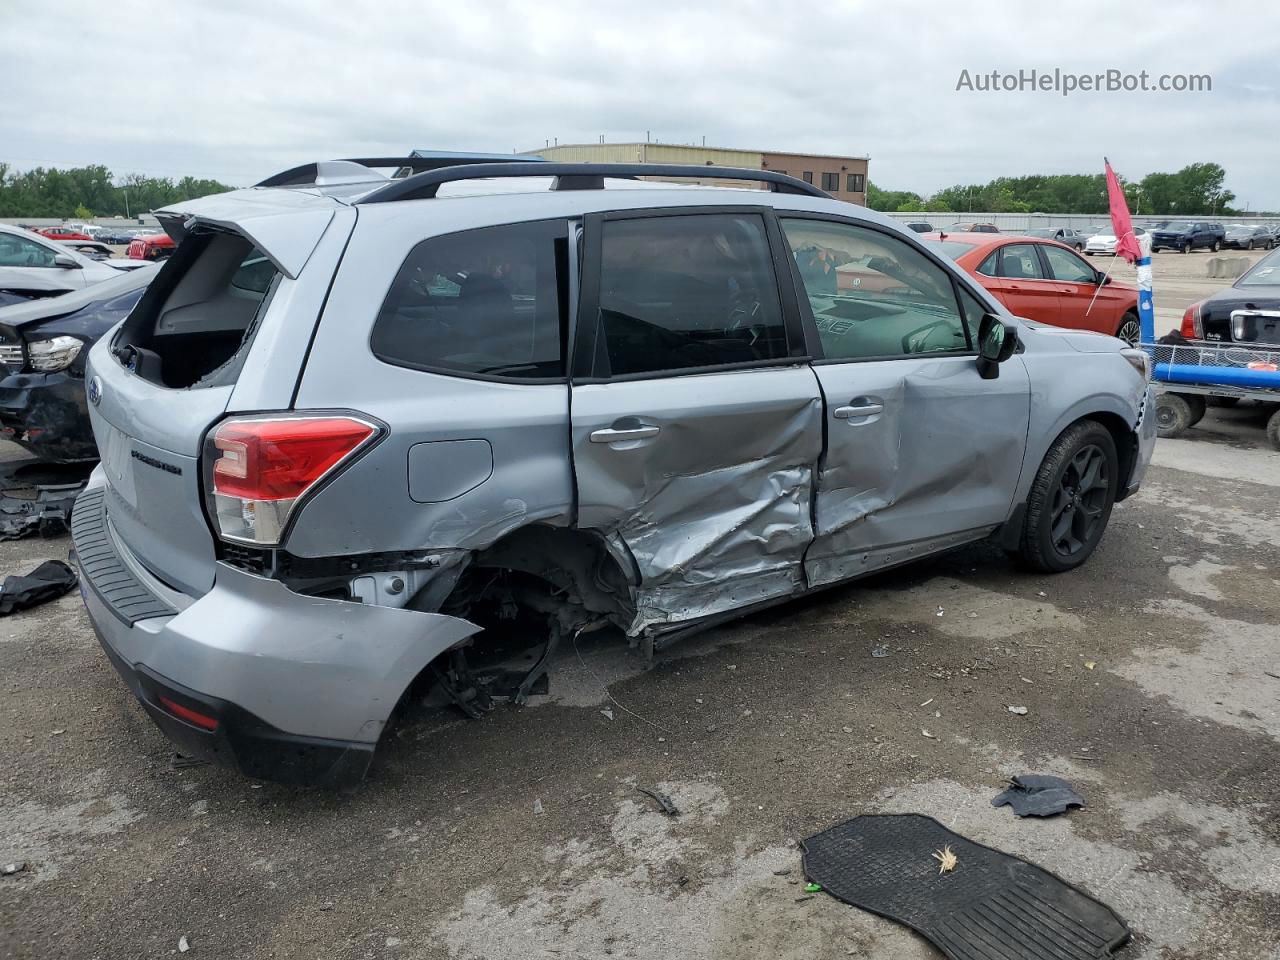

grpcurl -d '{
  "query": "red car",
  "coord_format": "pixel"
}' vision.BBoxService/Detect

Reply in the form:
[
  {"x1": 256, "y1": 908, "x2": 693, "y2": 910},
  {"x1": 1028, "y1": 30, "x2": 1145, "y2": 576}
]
[
  {"x1": 126, "y1": 233, "x2": 176, "y2": 261},
  {"x1": 34, "y1": 226, "x2": 95, "y2": 243},
  {"x1": 923, "y1": 232, "x2": 1141, "y2": 345}
]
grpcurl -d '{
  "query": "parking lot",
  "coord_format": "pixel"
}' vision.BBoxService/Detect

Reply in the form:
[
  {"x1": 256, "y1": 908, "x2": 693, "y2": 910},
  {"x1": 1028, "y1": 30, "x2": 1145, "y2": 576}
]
[{"x1": 1, "y1": 250, "x2": 1278, "y2": 960}]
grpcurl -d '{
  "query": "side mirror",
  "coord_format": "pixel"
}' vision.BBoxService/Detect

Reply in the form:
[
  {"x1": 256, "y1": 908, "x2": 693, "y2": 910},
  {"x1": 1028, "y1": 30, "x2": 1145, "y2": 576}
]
[
  {"x1": 976, "y1": 313, "x2": 1018, "y2": 380},
  {"x1": 1097, "y1": 273, "x2": 1111, "y2": 286},
  {"x1": 53, "y1": 254, "x2": 78, "y2": 269}
]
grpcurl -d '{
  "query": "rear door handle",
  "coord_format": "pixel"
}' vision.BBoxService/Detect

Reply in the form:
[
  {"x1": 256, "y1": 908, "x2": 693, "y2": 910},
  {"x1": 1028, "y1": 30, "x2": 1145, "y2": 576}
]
[
  {"x1": 590, "y1": 425, "x2": 661, "y2": 443},
  {"x1": 834, "y1": 403, "x2": 884, "y2": 419}
]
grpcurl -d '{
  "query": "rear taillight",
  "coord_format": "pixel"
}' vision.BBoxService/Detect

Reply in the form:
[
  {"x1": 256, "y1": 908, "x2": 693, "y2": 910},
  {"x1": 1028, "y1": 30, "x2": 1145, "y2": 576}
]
[
  {"x1": 206, "y1": 414, "x2": 378, "y2": 545},
  {"x1": 1179, "y1": 301, "x2": 1204, "y2": 340}
]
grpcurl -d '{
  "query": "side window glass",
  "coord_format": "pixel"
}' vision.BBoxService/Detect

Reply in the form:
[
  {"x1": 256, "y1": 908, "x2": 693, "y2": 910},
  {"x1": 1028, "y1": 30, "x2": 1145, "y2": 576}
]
[
  {"x1": 371, "y1": 220, "x2": 565, "y2": 379},
  {"x1": 1042, "y1": 245, "x2": 1096, "y2": 284},
  {"x1": 594, "y1": 214, "x2": 788, "y2": 377},
  {"x1": 995, "y1": 244, "x2": 1045, "y2": 279},
  {"x1": 957, "y1": 287, "x2": 988, "y2": 344},
  {"x1": 781, "y1": 218, "x2": 968, "y2": 360},
  {"x1": 976, "y1": 250, "x2": 999, "y2": 276},
  {"x1": 0, "y1": 235, "x2": 56, "y2": 268}
]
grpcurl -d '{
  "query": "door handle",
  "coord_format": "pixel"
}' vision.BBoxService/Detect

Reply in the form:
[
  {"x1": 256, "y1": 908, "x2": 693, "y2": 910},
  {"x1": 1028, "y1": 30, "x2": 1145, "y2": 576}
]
[
  {"x1": 590, "y1": 425, "x2": 661, "y2": 443},
  {"x1": 834, "y1": 403, "x2": 884, "y2": 419}
]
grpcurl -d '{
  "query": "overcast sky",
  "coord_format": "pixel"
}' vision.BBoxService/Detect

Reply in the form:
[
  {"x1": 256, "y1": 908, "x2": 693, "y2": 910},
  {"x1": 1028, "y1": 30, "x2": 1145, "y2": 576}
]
[{"x1": 4, "y1": 0, "x2": 1277, "y2": 209}]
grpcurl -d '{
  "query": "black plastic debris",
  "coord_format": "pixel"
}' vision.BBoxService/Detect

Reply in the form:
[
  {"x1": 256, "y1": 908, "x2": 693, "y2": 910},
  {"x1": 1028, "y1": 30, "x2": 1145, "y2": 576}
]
[
  {"x1": 637, "y1": 787, "x2": 680, "y2": 816},
  {"x1": 0, "y1": 459, "x2": 92, "y2": 541},
  {"x1": 0, "y1": 484, "x2": 82, "y2": 540},
  {"x1": 0, "y1": 560, "x2": 78, "y2": 616},
  {"x1": 992, "y1": 775, "x2": 1085, "y2": 818},
  {"x1": 802, "y1": 814, "x2": 1129, "y2": 960}
]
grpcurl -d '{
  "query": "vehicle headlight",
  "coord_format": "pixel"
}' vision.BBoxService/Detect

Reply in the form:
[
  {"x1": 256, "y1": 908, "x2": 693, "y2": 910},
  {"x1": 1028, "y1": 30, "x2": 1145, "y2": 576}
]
[
  {"x1": 27, "y1": 335, "x2": 83, "y2": 372},
  {"x1": 1120, "y1": 347, "x2": 1152, "y2": 381}
]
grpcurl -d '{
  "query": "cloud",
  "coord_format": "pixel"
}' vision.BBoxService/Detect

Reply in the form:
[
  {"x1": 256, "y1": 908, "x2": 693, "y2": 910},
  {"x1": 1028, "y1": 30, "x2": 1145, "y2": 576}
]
[{"x1": 2, "y1": 0, "x2": 1276, "y2": 207}]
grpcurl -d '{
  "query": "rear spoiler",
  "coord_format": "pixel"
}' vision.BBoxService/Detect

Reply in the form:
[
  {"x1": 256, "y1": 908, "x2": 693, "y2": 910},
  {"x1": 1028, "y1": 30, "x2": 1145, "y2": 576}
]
[{"x1": 154, "y1": 199, "x2": 335, "y2": 280}]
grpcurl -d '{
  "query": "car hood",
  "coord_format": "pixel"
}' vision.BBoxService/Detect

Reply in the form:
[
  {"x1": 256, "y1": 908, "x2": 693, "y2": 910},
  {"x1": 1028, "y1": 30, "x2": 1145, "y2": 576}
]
[
  {"x1": 0, "y1": 263, "x2": 159, "y2": 329},
  {"x1": 1023, "y1": 322, "x2": 1123, "y2": 352}
]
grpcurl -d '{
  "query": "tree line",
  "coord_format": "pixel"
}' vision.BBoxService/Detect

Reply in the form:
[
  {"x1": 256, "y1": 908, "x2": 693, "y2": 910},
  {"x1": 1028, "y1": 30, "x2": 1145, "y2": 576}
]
[
  {"x1": 0, "y1": 163, "x2": 234, "y2": 219},
  {"x1": 866, "y1": 162, "x2": 1255, "y2": 217}
]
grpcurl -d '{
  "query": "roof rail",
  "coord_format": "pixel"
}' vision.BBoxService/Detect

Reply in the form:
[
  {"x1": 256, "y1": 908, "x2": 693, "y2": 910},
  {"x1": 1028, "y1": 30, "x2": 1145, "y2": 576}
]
[
  {"x1": 255, "y1": 155, "x2": 530, "y2": 188},
  {"x1": 355, "y1": 162, "x2": 831, "y2": 204}
]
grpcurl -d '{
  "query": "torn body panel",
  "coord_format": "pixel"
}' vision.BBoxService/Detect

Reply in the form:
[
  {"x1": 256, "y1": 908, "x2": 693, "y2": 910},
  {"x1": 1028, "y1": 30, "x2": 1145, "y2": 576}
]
[
  {"x1": 805, "y1": 355, "x2": 1030, "y2": 587},
  {"x1": 570, "y1": 366, "x2": 823, "y2": 633}
]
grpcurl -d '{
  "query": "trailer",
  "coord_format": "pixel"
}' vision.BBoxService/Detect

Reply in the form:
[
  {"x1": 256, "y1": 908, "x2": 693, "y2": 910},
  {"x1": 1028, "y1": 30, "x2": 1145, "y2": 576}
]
[{"x1": 1151, "y1": 339, "x2": 1280, "y2": 449}]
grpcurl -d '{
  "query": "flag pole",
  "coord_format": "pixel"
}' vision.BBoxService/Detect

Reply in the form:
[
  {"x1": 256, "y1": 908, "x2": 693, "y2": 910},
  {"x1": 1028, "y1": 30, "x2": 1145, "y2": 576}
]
[{"x1": 1084, "y1": 254, "x2": 1118, "y2": 317}]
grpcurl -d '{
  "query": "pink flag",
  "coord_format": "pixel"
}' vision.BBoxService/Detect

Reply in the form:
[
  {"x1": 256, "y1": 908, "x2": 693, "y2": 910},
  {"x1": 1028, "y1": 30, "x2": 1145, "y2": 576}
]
[{"x1": 1105, "y1": 158, "x2": 1141, "y2": 263}]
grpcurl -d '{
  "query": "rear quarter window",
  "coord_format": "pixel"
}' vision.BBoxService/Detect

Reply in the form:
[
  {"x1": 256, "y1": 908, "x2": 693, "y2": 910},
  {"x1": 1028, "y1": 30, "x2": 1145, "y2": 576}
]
[{"x1": 370, "y1": 220, "x2": 566, "y2": 380}]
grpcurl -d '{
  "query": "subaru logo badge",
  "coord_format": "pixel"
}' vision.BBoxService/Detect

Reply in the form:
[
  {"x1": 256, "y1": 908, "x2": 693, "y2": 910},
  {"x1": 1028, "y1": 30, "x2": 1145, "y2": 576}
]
[{"x1": 87, "y1": 375, "x2": 102, "y2": 407}]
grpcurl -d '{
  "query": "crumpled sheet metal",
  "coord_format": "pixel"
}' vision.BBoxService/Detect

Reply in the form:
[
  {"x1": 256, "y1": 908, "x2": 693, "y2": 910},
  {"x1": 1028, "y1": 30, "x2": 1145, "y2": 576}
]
[
  {"x1": 806, "y1": 365, "x2": 1026, "y2": 587},
  {"x1": 599, "y1": 391, "x2": 823, "y2": 634}
]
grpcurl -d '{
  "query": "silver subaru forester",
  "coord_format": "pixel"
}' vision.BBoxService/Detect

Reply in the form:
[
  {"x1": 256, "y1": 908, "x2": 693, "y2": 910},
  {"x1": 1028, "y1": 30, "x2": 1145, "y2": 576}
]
[{"x1": 73, "y1": 159, "x2": 1156, "y2": 785}]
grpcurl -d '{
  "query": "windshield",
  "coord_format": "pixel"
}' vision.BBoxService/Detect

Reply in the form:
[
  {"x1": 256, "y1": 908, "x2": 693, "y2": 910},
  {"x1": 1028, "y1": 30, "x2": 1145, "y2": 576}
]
[
  {"x1": 1236, "y1": 247, "x2": 1280, "y2": 286},
  {"x1": 1163, "y1": 221, "x2": 1192, "y2": 231},
  {"x1": 1024, "y1": 228, "x2": 1055, "y2": 238},
  {"x1": 921, "y1": 239, "x2": 979, "y2": 259}
]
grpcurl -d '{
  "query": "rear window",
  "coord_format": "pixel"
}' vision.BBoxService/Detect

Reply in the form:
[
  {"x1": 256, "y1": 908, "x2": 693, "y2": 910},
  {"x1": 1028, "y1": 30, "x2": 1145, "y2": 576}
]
[
  {"x1": 922, "y1": 239, "x2": 978, "y2": 260},
  {"x1": 114, "y1": 232, "x2": 281, "y2": 389},
  {"x1": 371, "y1": 220, "x2": 566, "y2": 380}
]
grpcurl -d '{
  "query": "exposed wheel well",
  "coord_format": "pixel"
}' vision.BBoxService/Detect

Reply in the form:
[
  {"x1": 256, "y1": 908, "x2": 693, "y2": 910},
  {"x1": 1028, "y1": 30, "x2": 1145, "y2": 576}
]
[
  {"x1": 379, "y1": 525, "x2": 638, "y2": 743},
  {"x1": 1083, "y1": 412, "x2": 1139, "y2": 501}
]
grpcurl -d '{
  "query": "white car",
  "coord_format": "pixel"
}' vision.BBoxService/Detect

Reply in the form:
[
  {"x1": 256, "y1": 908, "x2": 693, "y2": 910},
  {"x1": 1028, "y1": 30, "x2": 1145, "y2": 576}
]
[
  {"x1": 1084, "y1": 226, "x2": 1147, "y2": 256},
  {"x1": 0, "y1": 223, "x2": 145, "y2": 300}
]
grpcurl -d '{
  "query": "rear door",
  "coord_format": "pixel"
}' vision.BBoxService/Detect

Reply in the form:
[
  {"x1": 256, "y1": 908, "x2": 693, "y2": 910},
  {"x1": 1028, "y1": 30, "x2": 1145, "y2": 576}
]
[
  {"x1": 86, "y1": 206, "x2": 351, "y2": 595},
  {"x1": 775, "y1": 216, "x2": 1030, "y2": 587},
  {"x1": 570, "y1": 208, "x2": 822, "y2": 629},
  {"x1": 980, "y1": 241, "x2": 1063, "y2": 324}
]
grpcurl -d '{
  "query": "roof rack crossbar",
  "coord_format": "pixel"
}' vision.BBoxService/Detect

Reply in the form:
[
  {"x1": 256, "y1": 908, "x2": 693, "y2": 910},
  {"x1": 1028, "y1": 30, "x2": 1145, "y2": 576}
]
[
  {"x1": 255, "y1": 156, "x2": 524, "y2": 188},
  {"x1": 353, "y1": 162, "x2": 831, "y2": 204}
]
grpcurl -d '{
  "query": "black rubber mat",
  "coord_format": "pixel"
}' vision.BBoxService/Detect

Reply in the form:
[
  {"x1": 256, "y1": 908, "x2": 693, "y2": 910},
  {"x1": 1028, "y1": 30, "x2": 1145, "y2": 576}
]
[{"x1": 802, "y1": 814, "x2": 1130, "y2": 959}]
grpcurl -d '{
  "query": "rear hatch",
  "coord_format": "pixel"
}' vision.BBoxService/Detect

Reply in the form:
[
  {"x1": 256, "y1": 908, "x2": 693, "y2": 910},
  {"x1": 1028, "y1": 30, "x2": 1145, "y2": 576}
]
[{"x1": 86, "y1": 196, "x2": 347, "y2": 596}]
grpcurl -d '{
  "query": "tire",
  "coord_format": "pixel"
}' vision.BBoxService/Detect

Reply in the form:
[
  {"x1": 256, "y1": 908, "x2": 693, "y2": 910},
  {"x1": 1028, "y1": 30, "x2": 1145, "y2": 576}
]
[
  {"x1": 1210, "y1": 240, "x2": 1221, "y2": 253},
  {"x1": 1084, "y1": 251, "x2": 1094, "y2": 256},
  {"x1": 1016, "y1": 421, "x2": 1119, "y2": 573},
  {"x1": 1182, "y1": 240, "x2": 1192, "y2": 254},
  {"x1": 1116, "y1": 312, "x2": 1141, "y2": 347},
  {"x1": 1156, "y1": 392, "x2": 1205, "y2": 437},
  {"x1": 1267, "y1": 407, "x2": 1280, "y2": 452}
]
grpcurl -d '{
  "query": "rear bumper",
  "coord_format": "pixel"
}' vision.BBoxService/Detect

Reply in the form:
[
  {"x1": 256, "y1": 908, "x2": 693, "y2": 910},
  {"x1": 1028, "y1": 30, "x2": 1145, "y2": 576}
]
[
  {"x1": 72, "y1": 475, "x2": 482, "y2": 786},
  {"x1": 0, "y1": 369, "x2": 98, "y2": 462}
]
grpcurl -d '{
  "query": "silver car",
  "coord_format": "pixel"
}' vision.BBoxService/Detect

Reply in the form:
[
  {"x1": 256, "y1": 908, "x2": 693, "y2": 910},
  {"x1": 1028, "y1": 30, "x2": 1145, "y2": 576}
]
[{"x1": 73, "y1": 159, "x2": 1156, "y2": 785}]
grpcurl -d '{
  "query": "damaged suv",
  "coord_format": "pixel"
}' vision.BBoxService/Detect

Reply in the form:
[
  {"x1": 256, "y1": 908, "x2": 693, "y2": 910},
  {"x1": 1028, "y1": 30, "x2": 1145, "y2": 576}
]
[{"x1": 74, "y1": 159, "x2": 1156, "y2": 785}]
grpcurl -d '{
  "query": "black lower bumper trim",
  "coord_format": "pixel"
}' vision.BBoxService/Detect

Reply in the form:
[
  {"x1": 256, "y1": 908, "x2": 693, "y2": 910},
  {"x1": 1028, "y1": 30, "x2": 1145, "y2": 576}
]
[{"x1": 93, "y1": 626, "x2": 373, "y2": 788}]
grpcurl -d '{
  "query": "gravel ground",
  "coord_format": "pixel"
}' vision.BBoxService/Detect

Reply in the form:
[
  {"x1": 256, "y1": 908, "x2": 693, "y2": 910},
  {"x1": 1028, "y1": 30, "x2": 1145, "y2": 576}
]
[{"x1": 1, "y1": 254, "x2": 1277, "y2": 960}]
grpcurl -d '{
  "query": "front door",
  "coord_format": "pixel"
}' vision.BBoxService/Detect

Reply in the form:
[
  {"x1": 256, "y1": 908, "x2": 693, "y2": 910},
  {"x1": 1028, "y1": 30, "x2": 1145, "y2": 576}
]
[
  {"x1": 981, "y1": 241, "x2": 1063, "y2": 325},
  {"x1": 0, "y1": 232, "x2": 83, "y2": 297},
  {"x1": 570, "y1": 209, "x2": 823, "y2": 632},
  {"x1": 1039, "y1": 242, "x2": 1129, "y2": 339},
  {"x1": 776, "y1": 216, "x2": 1031, "y2": 587}
]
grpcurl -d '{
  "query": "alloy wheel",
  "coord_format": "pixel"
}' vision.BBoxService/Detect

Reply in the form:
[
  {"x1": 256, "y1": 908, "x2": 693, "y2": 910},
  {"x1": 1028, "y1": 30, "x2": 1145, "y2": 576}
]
[
  {"x1": 1049, "y1": 444, "x2": 1109, "y2": 557},
  {"x1": 1117, "y1": 318, "x2": 1141, "y2": 347}
]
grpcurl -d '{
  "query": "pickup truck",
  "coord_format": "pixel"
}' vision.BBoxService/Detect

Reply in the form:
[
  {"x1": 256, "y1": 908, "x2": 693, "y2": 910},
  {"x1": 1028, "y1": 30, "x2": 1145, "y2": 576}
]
[{"x1": 1151, "y1": 220, "x2": 1225, "y2": 253}]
